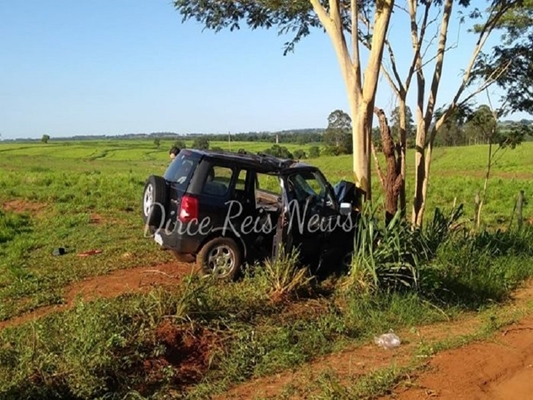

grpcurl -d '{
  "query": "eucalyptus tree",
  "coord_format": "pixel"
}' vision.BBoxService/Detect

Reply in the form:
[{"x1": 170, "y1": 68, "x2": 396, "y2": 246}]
[
  {"x1": 375, "y1": 0, "x2": 523, "y2": 225},
  {"x1": 173, "y1": 0, "x2": 526, "y2": 227},
  {"x1": 173, "y1": 0, "x2": 395, "y2": 199}
]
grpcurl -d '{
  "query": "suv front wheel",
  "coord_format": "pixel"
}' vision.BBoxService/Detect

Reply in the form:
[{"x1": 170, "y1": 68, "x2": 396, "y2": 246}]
[{"x1": 197, "y1": 237, "x2": 242, "y2": 280}]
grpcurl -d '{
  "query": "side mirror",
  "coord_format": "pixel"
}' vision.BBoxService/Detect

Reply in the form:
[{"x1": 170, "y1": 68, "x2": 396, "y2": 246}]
[{"x1": 340, "y1": 202, "x2": 352, "y2": 216}]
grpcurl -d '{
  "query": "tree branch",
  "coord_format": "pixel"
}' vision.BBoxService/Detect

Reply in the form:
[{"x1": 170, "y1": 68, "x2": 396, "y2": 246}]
[
  {"x1": 432, "y1": 2, "x2": 518, "y2": 138},
  {"x1": 351, "y1": 0, "x2": 362, "y2": 91},
  {"x1": 310, "y1": 0, "x2": 355, "y2": 95},
  {"x1": 423, "y1": 0, "x2": 453, "y2": 131}
]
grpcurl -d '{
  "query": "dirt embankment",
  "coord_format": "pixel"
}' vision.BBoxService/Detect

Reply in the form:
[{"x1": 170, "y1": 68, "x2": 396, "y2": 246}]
[
  {"x1": 0, "y1": 261, "x2": 197, "y2": 330},
  {"x1": 219, "y1": 285, "x2": 533, "y2": 399},
  {"x1": 383, "y1": 318, "x2": 533, "y2": 400}
]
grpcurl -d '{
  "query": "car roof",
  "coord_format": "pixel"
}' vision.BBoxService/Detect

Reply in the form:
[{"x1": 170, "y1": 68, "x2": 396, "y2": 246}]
[{"x1": 181, "y1": 148, "x2": 318, "y2": 174}]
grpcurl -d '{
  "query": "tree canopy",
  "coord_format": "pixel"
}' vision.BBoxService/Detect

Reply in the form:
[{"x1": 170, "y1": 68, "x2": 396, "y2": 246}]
[
  {"x1": 324, "y1": 109, "x2": 352, "y2": 154},
  {"x1": 173, "y1": 0, "x2": 321, "y2": 54},
  {"x1": 475, "y1": 0, "x2": 533, "y2": 114}
]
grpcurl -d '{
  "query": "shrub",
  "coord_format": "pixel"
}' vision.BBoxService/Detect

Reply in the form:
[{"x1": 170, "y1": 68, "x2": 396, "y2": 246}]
[
  {"x1": 262, "y1": 144, "x2": 293, "y2": 159},
  {"x1": 293, "y1": 149, "x2": 307, "y2": 159},
  {"x1": 309, "y1": 146, "x2": 320, "y2": 158},
  {"x1": 192, "y1": 137, "x2": 209, "y2": 150},
  {"x1": 255, "y1": 246, "x2": 313, "y2": 302}
]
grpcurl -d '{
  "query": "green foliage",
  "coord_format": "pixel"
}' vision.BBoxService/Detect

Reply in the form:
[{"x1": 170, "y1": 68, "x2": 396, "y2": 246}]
[
  {"x1": 475, "y1": 6, "x2": 533, "y2": 114},
  {"x1": 41, "y1": 134, "x2": 50, "y2": 144},
  {"x1": 153, "y1": 138, "x2": 161, "y2": 148},
  {"x1": 262, "y1": 144, "x2": 294, "y2": 159},
  {"x1": 422, "y1": 226, "x2": 533, "y2": 308},
  {"x1": 0, "y1": 210, "x2": 31, "y2": 245},
  {"x1": 391, "y1": 106, "x2": 415, "y2": 140},
  {"x1": 348, "y1": 209, "x2": 428, "y2": 292},
  {"x1": 192, "y1": 136, "x2": 209, "y2": 150},
  {"x1": 424, "y1": 204, "x2": 464, "y2": 254},
  {"x1": 293, "y1": 149, "x2": 307, "y2": 159},
  {"x1": 173, "y1": 0, "x2": 320, "y2": 55},
  {"x1": 308, "y1": 145, "x2": 320, "y2": 158},
  {"x1": 0, "y1": 139, "x2": 532, "y2": 398},
  {"x1": 255, "y1": 246, "x2": 313, "y2": 301},
  {"x1": 324, "y1": 109, "x2": 352, "y2": 155},
  {"x1": 173, "y1": 139, "x2": 187, "y2": 149}
]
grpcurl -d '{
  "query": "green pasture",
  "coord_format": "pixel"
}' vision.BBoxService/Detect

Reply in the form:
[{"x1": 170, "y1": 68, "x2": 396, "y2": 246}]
[
  {"x1": 0, "y1": 139, "x2": 531, "y2": 321},
  {"x1": 0, "y1": 138, "x2": 532, "y2": 398}
]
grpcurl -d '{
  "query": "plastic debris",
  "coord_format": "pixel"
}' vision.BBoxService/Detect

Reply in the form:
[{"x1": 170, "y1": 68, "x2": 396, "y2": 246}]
[
  {"x1": 374, "y1": 330, "x2": 401, "y2": 349},
  {"x1": 52, "y1": 247, "x2": 67, "y2": 256}
]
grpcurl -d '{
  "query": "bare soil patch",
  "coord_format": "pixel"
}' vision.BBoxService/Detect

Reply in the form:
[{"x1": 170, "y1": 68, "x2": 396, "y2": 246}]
[
  {"x1": 89, "y1": 213, "x2": 104, "y2": 224},
  {"x1": 2, "y1": 199, "x2": 48, "y2": 215},
  {"x1": 0, "y1": 261, "x2": 197, "y2": 331},
  {"x1": 385, "y1": 317, "x2": 533, "y2": 400},
  {"x1": 139, "y1": 321, "x2": 221, "y2": 396},
  {"x1": 217, "y1": 318, "x2": 481, "y2": 400}
]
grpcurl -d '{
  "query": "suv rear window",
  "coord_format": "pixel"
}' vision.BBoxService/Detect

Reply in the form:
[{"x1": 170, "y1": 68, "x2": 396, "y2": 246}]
[{"x1": 163, "y1": 152, "x2": 199, "y2": 190}]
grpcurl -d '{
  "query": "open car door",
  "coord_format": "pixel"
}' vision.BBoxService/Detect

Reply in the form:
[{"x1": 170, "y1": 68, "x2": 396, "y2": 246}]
[{"x1": 273, "y1": 169, "x2": 354, "y2": 272}]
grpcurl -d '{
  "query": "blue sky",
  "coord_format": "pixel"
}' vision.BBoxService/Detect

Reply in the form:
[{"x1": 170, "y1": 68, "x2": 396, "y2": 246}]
[{"x1": 0, "y1": 0, "x2": 523, "y2": 139}]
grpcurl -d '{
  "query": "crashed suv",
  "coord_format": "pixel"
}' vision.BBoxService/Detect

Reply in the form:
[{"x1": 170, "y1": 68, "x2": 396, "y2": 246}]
[{"x1": 142, "y1": 149, "x2": 360, "y2": 279}]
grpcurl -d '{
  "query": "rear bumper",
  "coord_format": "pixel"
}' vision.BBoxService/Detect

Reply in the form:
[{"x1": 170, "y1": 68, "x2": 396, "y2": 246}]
[{"x1": 153, "y1": 228, "x2": 203, "y2": 255}]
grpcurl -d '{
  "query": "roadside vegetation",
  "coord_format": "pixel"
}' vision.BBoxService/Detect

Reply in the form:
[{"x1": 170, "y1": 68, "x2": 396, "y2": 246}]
[{"x1": 0, "y1": 140, "x2": 532, "y2": 399}]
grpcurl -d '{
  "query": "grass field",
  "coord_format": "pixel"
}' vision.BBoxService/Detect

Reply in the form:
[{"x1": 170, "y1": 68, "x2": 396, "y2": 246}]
[
  {"x1": 0, "y1": 139, "x2": 531, "y2": 319},
  {"x1": 0, "y1": 139, "x2": 532, "y2": 398}
]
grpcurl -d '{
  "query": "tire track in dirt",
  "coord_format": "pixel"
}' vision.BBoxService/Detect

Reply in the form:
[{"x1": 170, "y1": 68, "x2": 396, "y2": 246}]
[{"x1": 0, "y1": 261, "x2": 197, "y2": 331}]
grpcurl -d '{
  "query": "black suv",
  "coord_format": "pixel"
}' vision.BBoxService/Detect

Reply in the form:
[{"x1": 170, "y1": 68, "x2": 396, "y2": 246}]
[{"x1": 142, "y1": 149, "x2": 360, "y2": 279}]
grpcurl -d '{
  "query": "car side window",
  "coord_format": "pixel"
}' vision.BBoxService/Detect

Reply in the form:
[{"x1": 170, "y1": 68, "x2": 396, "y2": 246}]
[
  {"x1": 202, "y1": 165, "x2": 233, "y2": 196},
  {"x1": 255, "y1": 172, "x2": 282, "y2": 210},
  {"x1": 287, "y1": 171, "x2": 335, "y2": 209}
]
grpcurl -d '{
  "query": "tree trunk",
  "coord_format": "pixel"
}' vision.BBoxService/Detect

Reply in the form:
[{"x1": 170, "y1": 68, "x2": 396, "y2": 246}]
[
  {"x1": 398, "y1": 98, "x2": 407, "y2": 216},
  {"x1": 350, "y1": 99, "x2": 372, "y2": 199},
  {"x1": 412, "y1": 114, "x2": 427, "y2": 226},
  {"x1": 374, "y1": 107, "x2": 402, "y2": 223},
  {"x1": 476, "y1": 141, "x2": 492, "y2": 229},
  {"x1": 412, "y1": 0, "x2": 454, "y2": 227},
  {"x1": 311, "y1": 0, "x2": 394, "y2": 201}
]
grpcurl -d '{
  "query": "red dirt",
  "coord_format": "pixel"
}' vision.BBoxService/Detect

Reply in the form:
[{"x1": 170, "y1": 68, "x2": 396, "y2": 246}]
[
  {"x1": 218, "y1": 285, "x2": 533, "y2": 399},
  {"x1": 89, "y1": 213, "x2": 104, "y2": 224},
  {"x1": 1, "y1": 253, "x2": 533, "y2": 399},
  {"x1": 0, "y1": 261, "x2": 198, "y2": 331},
  {"x1": 385, "y1": 318, "x2": 533, "y2": 400},
  {"x1": 139, "y1": 321, "x2": 220, "y2": 395},
  {"x1": 2, "y1": 199, "x2": 48, "y2": 215}
]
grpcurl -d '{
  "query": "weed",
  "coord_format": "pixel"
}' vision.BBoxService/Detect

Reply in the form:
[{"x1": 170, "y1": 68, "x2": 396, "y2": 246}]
[{"x1": 255, "y1": 246, "x2": 314, "y2": 302}]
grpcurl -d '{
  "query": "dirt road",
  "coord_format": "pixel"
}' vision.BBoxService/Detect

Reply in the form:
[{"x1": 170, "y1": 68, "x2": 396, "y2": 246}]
[{"x1": 385, "y1": 317, "x2": 533, "y2": 400}]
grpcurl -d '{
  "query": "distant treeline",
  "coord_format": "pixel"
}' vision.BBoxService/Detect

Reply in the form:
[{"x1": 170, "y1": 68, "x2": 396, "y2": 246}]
[
  {"x1": 5, "y1": 120, "x2": 531, "y2": 144},
  {"x1": 5, "y1": 129, "x2": 326, "y2": 144}
]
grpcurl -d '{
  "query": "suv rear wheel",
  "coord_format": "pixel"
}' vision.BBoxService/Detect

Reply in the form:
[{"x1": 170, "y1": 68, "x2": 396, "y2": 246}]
[
  {"x1": 142, "y1": 175, "x2": 167, "y2": 228},
  {"x1": 197, "y1": 237, "x2": 242, "y2": 280}
]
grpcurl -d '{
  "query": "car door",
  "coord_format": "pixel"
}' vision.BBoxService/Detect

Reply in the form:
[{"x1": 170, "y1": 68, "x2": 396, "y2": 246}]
[{"x1": 277, "y1": 169, "x2": 340, "y2": 269}]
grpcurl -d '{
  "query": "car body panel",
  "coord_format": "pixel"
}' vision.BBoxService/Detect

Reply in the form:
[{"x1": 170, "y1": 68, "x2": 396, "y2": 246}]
[{"x1": 144, "y1": 148, "x2": 360, "y2": 272}]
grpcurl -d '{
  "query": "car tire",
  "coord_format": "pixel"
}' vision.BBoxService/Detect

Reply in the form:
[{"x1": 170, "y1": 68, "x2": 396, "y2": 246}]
[
  {"x1": 196, "y1": 237, "x2": 242, "y2": 280},
  {"x1": 142, "y1": 175, "x2": 167, "y2": 228}
]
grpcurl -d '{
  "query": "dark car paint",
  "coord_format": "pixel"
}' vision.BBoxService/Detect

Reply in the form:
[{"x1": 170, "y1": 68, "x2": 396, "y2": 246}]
[{"x1": 147, "y1": 149, "x2": 358, "y2": 272}]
